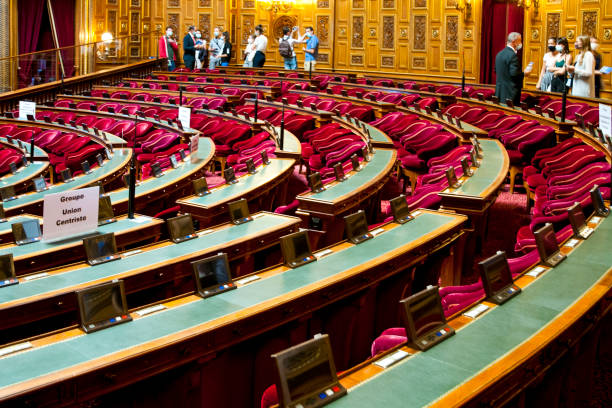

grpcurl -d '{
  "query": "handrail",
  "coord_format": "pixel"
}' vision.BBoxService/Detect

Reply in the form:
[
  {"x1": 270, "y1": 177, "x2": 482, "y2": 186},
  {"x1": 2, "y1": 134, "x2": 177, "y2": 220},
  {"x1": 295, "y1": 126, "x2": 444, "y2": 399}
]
[
  {"x1": 0, "y1": 59, "x2": 165, "y2": 112},
  {"x1": 1, "y1": 31, "x2": 161, "y2": 61}
]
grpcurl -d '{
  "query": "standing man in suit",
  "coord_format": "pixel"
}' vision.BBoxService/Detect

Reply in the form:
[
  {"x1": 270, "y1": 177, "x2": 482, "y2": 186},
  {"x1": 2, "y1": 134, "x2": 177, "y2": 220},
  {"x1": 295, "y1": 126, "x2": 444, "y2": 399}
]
[
  {"x1": 183, "y1": 25, "x2": 196, "y2": 70},
  {"x1": 495, "y1": 32, "x2": 532, "y2": 106}
]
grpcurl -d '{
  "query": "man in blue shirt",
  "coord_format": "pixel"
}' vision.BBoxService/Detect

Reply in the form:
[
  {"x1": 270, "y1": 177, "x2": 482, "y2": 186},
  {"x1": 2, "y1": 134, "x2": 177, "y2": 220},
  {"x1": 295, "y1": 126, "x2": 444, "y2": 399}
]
[{"x1": 300, "y1": 26, "x2": 319, "y2": 72}]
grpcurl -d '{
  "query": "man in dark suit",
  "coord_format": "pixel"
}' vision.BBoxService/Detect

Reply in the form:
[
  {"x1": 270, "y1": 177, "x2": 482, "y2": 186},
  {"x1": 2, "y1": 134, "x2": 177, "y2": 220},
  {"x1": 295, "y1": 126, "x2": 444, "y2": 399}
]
[
  {"x1": 495, "y1": 32, "x2": 533, "y2": 106},
  {"x1": 183, "y1": 25, "x2": 196, "y2": 70}
]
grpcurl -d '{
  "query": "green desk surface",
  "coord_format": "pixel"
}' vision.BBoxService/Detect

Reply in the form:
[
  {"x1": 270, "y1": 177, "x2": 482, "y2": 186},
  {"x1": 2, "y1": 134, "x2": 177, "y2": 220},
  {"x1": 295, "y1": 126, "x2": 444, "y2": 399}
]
[
  {"x1": 361, "y1": 122, "x2": 393, "y2": 145},
  {"x1": 0, "y1": 212, "x2": 297, "y2": 308},
  {"x1": 0, "y1": 139, "x2": 47, "y2": 188},
  {"x1": 3, "y1": 149, "x2": 131, "y2": 211},
  {"x1": 0, "y1": 215, "x2": 158, "y2": 261},
  {"x1": 443, "y1": 139, "x2": 507, "y2": 198},
  {"x1": 277, "y1": 131, "x2": 300, "y2": 153},
  {"x1": 0, "y1": 215, "x2": 40, "y2": 235},
  {"x1": 298, "y1": 149, "x2": 396, "y2": 203},
  {"x1": 108, "y1": 137, "x2": 214, "y2": 205},
  {"x1": 328, "y1": 217, "x2": 612, "y2": 408},
  {"x1": 177, "y1": 158, "x2": 294, "y2": 208},
  {"x1": 0, "y1": 211, "x2": 463, "y2": 391}
]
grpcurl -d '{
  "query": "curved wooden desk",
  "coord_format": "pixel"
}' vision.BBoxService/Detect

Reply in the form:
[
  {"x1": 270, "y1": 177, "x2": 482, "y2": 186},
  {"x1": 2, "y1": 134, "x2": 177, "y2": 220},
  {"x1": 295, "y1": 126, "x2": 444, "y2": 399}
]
[
  {"x1": 329, "y1": 214, "x2": 611, "y2": 408},
  {"x1": 0, "y1": 212, "x2": 301, "y2": 340},
  {"x1": 0, "y1": 214, "x2": 163, "y2": 275},
  {"x1": 296, "y1": 148, "x2": 397, "y2": 246},
  {"x1": 0, "y1": 138, "x2": 49, "y2": 195},
  {"x1": 176, "y1": 158, "x2": 296, "y2": 226},
  {"x1": 3, "y1": 148, "x2": 131, "y2": 217},
  {"x1": 0, "y1": 210, "x2": 466, "y2": 406},
  {"x1": 107, "y1": 137, "x2": 215, "y2": 215}
]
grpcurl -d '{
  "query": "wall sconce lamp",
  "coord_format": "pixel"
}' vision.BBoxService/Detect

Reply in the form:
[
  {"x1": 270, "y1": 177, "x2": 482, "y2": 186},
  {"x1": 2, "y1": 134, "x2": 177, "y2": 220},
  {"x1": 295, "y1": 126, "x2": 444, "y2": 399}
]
[{"x1": 456, "y1": 0, "x2": 472, "y2": 21}]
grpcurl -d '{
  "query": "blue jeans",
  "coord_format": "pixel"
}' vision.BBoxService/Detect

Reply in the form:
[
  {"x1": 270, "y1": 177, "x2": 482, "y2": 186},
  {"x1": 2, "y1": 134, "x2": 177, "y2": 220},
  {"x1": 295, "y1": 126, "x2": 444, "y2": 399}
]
[
  {"x1": 209, "y1": 56, "x2": 219, "y2": 69},
  {"x1": 284, "y1": 57, "x2": 297, "y2": 70},
  {"x1": 167, "y1": 59, "x2": 176, "y2": 72}
]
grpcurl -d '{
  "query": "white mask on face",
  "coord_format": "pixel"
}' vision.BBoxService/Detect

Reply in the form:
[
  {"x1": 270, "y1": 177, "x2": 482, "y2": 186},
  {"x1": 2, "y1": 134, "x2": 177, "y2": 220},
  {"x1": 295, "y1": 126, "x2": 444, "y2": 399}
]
[
  {"x1": 591, "y1": 42, "x2": 599, "y2": 51},
  {"x1": 214, "y1": 30, "x2": 219, "y2": 37},
  {"x1": 516, "y1": 43, "x2": 522, "y2": 50},
  {"x1": 166, "y1": 30, "x2": 173, "y2": 37},
  {"x1": 555, "y1": 45, "x2": 564, "y2": 52},
  {"x1": 195, "y1": 33, "x2": 201, "y2": 38}
]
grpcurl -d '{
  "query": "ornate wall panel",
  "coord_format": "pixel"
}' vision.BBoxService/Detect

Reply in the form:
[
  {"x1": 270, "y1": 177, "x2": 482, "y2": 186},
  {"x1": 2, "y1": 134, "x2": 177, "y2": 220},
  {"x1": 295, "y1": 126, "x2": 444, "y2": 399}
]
[
  {"x1": 413, "y1": 15, "x2": 426, "y2": 50},
  {"x1": 352, "y1": 15, "x2": 364, "y2": 48},
  {"x1": 382, "y1": 15, "x2": 394, "y2": 50},
  {"x1": 90, "y1": 0, "x2": 482, "y2": 76},
  {"x1": 546, "y1": 12, "x2": 560, "y2": 40}
]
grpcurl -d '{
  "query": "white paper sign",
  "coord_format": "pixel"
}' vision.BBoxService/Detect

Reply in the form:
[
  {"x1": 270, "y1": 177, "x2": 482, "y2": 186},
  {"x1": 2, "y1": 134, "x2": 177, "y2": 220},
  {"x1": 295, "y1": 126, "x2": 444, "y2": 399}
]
[
  {"x1": 178, "y1": 106, "x2": 191, "y2": 130},
  {"x1": 599, "y1": 103, "x2": 611, "y2": 137},
  {"x1": 42, "y1": 187, "x2": 99, "y2": 241},
  {"x1": 18, "y1": 101, "x2": 36, "y2": 120},
  {"x1": 190, "y1": 135, "x2": 199, "y2": 156}
]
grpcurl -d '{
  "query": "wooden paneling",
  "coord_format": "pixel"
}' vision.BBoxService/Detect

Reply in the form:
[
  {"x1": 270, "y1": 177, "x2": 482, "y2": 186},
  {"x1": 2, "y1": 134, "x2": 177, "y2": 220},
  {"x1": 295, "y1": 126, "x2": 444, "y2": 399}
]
[
  {"x1": 91, "y1": 0, "x2": 230, "y2": 62},
  {"x1": 523, "y1": 0, "x2": 612, "y2": 97}
]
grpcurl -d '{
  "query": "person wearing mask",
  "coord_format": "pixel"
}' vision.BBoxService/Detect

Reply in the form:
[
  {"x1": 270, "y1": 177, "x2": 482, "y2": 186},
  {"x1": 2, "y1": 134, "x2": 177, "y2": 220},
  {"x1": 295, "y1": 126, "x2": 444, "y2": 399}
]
[
  {"x1": 536, "y1": 37, "x2": 558, "y2": 92},
  {"x1": 549, "y1": 38, "x2": 572, "y2": 93},
  {"x1": 158, "y1": 27, "x2": 179, "y2": 72},
  {"x1": 209, "y1": 27, "x2": 223, "y2": 69},
  {"x1": 194, "y1": 31, "x2": 207, "y2": 70},
  {"x1": 279, "y1": 26, "x2": 298, "y2": 70},
  {"x1": 300, "y1": 26, "x2": 319, "y2": 71},
  {"x1": 252, "y1": 25, "x2": 268, "y2": 67},
  {"x1": 218, "y1": 31, "x2": 232, "y2": 66},
  {"x1": 183, "y1": 25, "x2": 196, "y2": 70},
  {"x1": 243, "y1": 34, "x2": 256, "y2": 67},
  {"x1": 591, "y1": 37, "x2": 603, "y2": 98},
  {"x1": 568, "y1": 35, "x2": 595, "y2": 98},
  {"x1": 494, "y1": 32, "x2": 532, "y2": 106}
]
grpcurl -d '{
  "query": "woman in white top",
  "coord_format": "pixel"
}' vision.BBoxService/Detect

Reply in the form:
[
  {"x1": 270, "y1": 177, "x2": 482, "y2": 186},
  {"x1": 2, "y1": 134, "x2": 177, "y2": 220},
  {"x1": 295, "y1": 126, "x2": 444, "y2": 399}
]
[
  {"x1": 536, "y1": 37, "x2": 559, "y2": 91},
  {"x1": 243, "y1": 35, "x2": 256, "y2": 67},
  {"x1": 252, "y1": 25, "x2": 268, "y2": 67},
  {"x1": 568, "y1": 35, "x2": 595, "y2": 98}
]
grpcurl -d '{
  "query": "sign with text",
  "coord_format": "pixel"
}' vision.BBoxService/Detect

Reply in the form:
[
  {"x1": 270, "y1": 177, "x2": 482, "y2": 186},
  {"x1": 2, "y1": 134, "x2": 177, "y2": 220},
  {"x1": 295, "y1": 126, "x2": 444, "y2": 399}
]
[
  {"x1": 178, "y1": 106, "x2": 191, "y2": 130},
  {"x1": 42, "y1": 187, "x2": 99, "y2": 241},
  {"x1": 599, "y1": 104, "x2": 611, "y2": 137},
  {"x1": 190, "y1": 135, "x2": 199, "y2": 162},
  {"x1": 18, "y1": 101, "x2": 36, "y2": 120}
]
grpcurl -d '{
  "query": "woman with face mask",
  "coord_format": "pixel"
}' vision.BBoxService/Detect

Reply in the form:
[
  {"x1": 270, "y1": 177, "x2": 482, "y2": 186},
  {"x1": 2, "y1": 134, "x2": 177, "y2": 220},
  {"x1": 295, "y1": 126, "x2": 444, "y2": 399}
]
[
  {"x1": 536, "y1": 37, "x2": 558, "y2": 92},
  {"x1": 194, "y1": 31, "x2": 207, "y2": 70},
  {"x1": 158, "y1": 26, "x2": 178, "y2": 72},
  {"x1": 218, "y1": 32, "x2": 232, "y2": 67},
  {"x1": 567, "y1": 35, "x2": 595, "y2": 98},
  {"x1": 591, "y1": 37, "x2": 603, "y2": 98},
  {"x1": 209, "y1": 28, "x2": 222, "y2": 69},
  {"x1": 243, "y1": 35, "x2": 256, "y2": 68},
  {"x1": 252, "y1": 25, "x2": 268, "y2": 67},
  {"x1": 549, "y1": 38, "x2": 572, "y2": 93}
]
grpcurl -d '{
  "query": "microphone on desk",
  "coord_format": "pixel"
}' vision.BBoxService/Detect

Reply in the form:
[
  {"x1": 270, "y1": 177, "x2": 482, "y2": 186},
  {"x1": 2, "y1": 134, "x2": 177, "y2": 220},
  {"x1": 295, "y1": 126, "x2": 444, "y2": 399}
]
[
  {"x1": 280, "y1": 99, "x2": 285, "y2": 151},
  {"x1": 254, "y1": 91, "x2": 259, "y2": 122}
]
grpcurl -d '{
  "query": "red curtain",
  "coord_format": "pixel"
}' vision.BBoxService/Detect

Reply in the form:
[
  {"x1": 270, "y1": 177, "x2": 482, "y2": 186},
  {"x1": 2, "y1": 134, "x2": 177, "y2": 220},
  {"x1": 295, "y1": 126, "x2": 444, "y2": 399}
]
[
  {"x1": 479, "y1": 0, "x2": 525, "y2": 84},
  {"x1": 18, "y1": 0, "x2": 46, "y2": 87},
  {"x1": 50, "y1": 0, "x2": 76, "y2": 78}
]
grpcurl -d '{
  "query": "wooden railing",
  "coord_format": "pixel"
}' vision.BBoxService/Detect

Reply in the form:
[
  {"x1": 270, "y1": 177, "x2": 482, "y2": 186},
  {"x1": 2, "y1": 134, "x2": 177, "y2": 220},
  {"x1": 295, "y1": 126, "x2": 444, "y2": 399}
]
[{"x1": 0, "y1": 59, "x2": 165, "y2": 113}]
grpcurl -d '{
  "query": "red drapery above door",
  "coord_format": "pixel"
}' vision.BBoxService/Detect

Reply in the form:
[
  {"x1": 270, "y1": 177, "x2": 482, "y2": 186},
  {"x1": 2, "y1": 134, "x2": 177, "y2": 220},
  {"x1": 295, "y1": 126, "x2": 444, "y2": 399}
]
[{"x1": 480, "y1": 0, "x2": 525, "y2": 84}]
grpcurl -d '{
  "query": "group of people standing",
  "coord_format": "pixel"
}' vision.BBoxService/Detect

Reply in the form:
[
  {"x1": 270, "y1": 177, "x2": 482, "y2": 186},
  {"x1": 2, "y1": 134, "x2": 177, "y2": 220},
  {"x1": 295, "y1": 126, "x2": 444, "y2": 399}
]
[
  {"x1": 495, "y1": 32, "x2": 605, "y2": 106},
  {"x1": 158, "y1": 23, "x2": 319, "y2": 71},
  {"x1": 241, "y1": 25, "x2": 319, "y2": 70},
  {"x1": 535, "y1": 35, "x2": 603, "y2": 98},
  {"x1": 158, "y1": 26, "x2": 232, "y2": 71}
]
